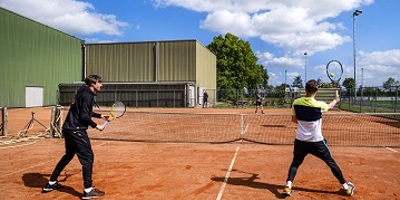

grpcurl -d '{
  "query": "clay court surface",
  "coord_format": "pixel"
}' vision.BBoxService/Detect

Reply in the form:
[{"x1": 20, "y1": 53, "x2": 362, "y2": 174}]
[{"x1": 0, "y1": 107, "x2": 399, "y2": 200}]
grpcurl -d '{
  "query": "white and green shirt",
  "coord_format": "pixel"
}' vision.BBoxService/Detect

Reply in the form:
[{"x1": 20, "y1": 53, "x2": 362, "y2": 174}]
[{"x1": 292, "y1": 97, "x2": 329, "y2": 142}]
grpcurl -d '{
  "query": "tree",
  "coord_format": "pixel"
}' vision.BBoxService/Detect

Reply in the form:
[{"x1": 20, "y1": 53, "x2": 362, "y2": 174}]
[
  {"x1": 274, "y1": 83, "x2": 287, "y2": 98},
  {"x1": 342, "y1": 78, "x2": 355, "y2": 96},
  {"x1": 383, "y1": 77, "x2": 399, "y2": 90},
  {"x1": 319, "y1": 82, "x2": 333, "y2": 88},
  {"x1": 207, "y1": 33, "x2": 268, "y2": 90},
  {"x1": 291, "y1": 76, "x2": 303, "y2": 88},
  {"x1": 362, "y1": 87, "x2": 377, "y2": 96},
  {"x1": 342, "y1": 78, "x2": 355, "y2": 89}
]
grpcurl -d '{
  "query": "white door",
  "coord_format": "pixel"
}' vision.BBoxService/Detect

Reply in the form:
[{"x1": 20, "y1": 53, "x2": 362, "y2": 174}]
[
  {"x1": 198, "y1": 87, "x2": 205, "y2": 105},
  {"x1": 25, "y1": 87, "x2": 43, "y2": 107},
  {"x1": 187, "y1": 85, "x2": 195, "y2": 107}
]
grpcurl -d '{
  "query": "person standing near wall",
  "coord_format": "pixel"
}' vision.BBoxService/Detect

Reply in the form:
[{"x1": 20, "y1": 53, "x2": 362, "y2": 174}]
[{"x1": 203, "y1": 89, "x2": 209, "y2": 108}]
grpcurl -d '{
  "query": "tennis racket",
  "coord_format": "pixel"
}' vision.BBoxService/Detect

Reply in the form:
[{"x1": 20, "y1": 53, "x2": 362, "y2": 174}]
[
  {"x1": 326, "y1": 60, "x2": 343, "y2": 88},
  {"x1": 102, "y1": 101, "x2": 126, "y2": 126},
  {"x1": 326, "y1": 60, "x2": 342, "y2": 108}
]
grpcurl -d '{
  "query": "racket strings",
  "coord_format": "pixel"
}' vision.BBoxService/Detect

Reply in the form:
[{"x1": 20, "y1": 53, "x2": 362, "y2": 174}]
[
  {"x1": 111, "y1": 101, "x2": 126, "y2": 118},
  {"x1": 326, "y1": 60, "x2": 343, "y2": 87}
]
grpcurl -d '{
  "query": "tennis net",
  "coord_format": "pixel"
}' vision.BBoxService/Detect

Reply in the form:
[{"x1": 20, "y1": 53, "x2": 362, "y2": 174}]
[{"x1": 58, "y1": 109, "x2": 400, "y2": 147}]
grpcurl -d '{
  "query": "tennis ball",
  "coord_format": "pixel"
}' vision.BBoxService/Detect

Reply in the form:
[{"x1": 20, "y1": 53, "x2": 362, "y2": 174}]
[{"x1": 330, "y1": 73, "x2": 335, "y2": 77}]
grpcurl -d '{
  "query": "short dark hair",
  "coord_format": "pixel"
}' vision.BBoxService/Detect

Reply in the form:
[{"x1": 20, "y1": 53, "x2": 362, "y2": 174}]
[
  {"x1": 84, "y1": 75, "x2": 102, "y2": 86},
  {"x1": 305, "y1": 79, "x2": 319, "y2": 94}
]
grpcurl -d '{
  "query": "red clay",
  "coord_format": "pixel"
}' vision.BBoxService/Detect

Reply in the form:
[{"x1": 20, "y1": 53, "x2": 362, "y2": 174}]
[{"x1": 0, "y1": 107, "x2": 398, "y2": 200}]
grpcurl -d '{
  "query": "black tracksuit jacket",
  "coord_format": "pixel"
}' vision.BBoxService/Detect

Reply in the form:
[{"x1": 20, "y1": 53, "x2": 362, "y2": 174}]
[{"x1": 62, "y1": 85, "x2": 101, "y2": 131}]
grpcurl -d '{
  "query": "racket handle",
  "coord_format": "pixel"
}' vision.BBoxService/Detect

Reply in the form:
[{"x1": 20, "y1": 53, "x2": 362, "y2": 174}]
[{"x1": 102, "y1": 120, "x2": 109, "y2": 127}]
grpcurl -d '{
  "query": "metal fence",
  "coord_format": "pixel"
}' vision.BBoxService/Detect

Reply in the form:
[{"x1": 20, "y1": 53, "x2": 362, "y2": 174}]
[
  {"x1": 340, "y1": 86, "x2": 399, "y2": 113},
  {"x1": 58, "y1": 84, "x2": 399, "y2": 112},
  {"x1": 214, "y1": 86, "x2": 399, "y2": 113},
  {"x1": 58, "y1": 83, "x2": 194, "y2": 108}
]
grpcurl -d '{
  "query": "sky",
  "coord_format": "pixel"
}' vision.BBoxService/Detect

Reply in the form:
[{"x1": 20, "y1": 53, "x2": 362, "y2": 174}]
[{"x1": 1, "y1": 0, "x2": 399, "y2": 87}]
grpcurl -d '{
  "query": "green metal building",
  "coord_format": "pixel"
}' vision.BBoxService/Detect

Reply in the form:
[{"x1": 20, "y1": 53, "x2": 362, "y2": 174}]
[
  {"x1": 0, "y1": 7, "x2": 83, "y2": 107},
  {"x1": 0, "y1": 7, "x2": 216, "y2": 108},
  {"x1": 81, "y1": 40, "x2": 216, "y2": 107}
]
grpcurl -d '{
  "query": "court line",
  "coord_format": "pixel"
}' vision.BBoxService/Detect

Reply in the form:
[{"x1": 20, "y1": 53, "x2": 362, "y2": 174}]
[
  {"x1": 216, "y1": 145, "x2": 240, "y2": 200},
  {"x1": 384, "y1": 146, "x2": 398, "y2": 153},
  {"x1": 0, "y1": 138, "x2": 110, "y2": 178},
  {"x1": 0, "y1": 140, "x2": 37, "y2": 149},
  {"x1": 0, "y1": 160, "x2": 53, "y2": 178}
]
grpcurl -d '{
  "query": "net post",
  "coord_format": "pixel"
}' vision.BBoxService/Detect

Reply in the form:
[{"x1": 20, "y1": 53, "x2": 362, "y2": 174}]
[
  {"x1": 50, "y1": 106, "x2": 56, "y2": 138},
  {"x1": 240, "y1": 114, "x2": 244, "y2": 139},
  {"x1": 1, "y1": 107, "x2": 7, "y2": 136},
  {"x1": 50, "y1": 105, "x2": 63, "y2": 138}
]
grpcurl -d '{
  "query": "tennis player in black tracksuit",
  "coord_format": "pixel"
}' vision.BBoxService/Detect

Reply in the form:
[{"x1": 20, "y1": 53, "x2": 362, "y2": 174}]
[
  {"x1": 43, "y1": 75, "x2": 107, "y2": 199},
  {"x1": 282, "y1": 79, "x2": 355, "y2": 197}
]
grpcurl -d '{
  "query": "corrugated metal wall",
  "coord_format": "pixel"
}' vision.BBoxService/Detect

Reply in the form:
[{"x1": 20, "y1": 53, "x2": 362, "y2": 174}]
[
  {"x1": 85, "y1": 40, "x2": 216, "y2": 105},
  {"x1": 0, "y1": 8, "x2": 82, "y2": 107},
  {"x1": 85, "y1": 42, "x2": 156, "y2": 82},
  {"x1": 59, "y1": 83, "x2": 190, "y2": 108},
  {"x1": 196, "y1": 41, "x2": 217, "y2": 100},
  {"x1": 85, "y1": 40, "x2": 199, "y2": 83},
  {"x1": 158, "y1": 40, "x2": 196, "y2": 81},
  {"x1": 0, "y1": 8, "x2": 216, "y2": 108}
]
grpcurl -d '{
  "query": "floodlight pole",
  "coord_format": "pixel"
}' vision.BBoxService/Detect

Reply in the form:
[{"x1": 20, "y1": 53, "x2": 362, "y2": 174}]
[
  {"x1": 285, "y1": 70, "x2": 287, "y2": 87},
  {"x1": 353, "y1": 9, "x2": 362, "y2": 99},
  {"x1": 304, "y1": 52, "x2": 308, "y2": 85},
  {"x1": 361, "y1": 67, "x2": 364, "y2": 87}
]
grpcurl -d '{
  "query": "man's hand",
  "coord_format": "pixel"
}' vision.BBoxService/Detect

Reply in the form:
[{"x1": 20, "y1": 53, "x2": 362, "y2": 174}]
[
  {"x1": 334, "y1": 89, "x2": 340, "y2": 102},
  {"x1": 328, "y1": 89, "x2": 340, "y2": 109},
  {"x1": 96, "y1": 124, "x2": 105, "y2": 131}
]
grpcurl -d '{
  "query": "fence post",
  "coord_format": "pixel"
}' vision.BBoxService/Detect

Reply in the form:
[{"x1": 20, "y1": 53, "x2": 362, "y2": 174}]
[
  {"x1": 359, "y1": 86, "x2": 363, "y2": 112},
  {"x1": 395, "y1": 86, "x2": 398, "y2": 113},
  {"x1": 374, "y1": 89, "x2": 378, "y2": 113},
  {"x1": 1, "y1": 107, "x2": 7, "y2": 136}
]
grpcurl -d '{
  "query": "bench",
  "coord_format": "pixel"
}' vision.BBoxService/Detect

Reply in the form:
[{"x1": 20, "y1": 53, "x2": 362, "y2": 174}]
[{"x1": 231, "y1": 100, "x2": 248, "y2": 108}]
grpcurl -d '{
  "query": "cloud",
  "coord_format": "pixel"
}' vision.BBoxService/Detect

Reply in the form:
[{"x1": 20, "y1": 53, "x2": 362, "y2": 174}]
[
  {"x1": 154, "y1": 0, "x2": 372, "y2": 55},
  {"x1": 357, "y1": 49, "x2": 400, "y2": 86},
  {"x1": 256, "y1": 51, "x2": 303, "y2": 69},
  {"x1": 257, "y1": 49, "x2": 400, "y2": 87},
  {"x1": 0, "y1": 0, "x2": 129, "y2": 36}
]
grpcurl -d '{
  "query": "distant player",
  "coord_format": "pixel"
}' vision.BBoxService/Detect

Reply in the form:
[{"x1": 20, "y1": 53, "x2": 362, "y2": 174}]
[
  {"x1": 254, "y1": 92, "x2": 264, "y2": 114},
  {"x1": 203, "y1": 89, "x2": 209, "y2": 108},
  {"x1": 283, "y1": 79, "x2": 355, "y2": 197}
]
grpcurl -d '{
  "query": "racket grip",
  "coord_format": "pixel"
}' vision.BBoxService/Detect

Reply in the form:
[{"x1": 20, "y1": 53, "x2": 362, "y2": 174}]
[{"x1": 102, "y1": 120, "x2": 109, "y2": 127}]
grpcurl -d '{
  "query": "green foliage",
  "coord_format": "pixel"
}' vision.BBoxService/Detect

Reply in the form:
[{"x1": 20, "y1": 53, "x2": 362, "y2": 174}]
[
  {"x1": 274, "y1": 83, "x2": 287, "y2": 98},
  {"x1": 361, "y1": 87, "x2": 378, "y2": 96},
  {"x1": 383, "y1": 77, "x2": 399, "y2": 90},
  {"x1": 342, "y1": 78, "x2": 355, "y2": 89},
  {"x1": 207, "y1": 33, "x2": 268, "y2": 90},
  {"x1": 319, "y1": 82, "x2": 333, "y2": 88},
  {"x1": 291, "y1": 76, "x2": 303, "y2": 88}
]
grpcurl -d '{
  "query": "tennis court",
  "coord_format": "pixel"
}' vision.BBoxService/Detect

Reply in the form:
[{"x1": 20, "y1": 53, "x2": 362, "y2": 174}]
[{"x1": 0, "y1": 107, "x2": 399, "y2": 200}]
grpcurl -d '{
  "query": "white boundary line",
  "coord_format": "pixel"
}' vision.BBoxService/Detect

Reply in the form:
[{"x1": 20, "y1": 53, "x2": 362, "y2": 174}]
[
  {"x1": 0, "y1": 160, "x2": 53, "y2": 178},
  {"x1": 216, "y1": 146, "x2": 240, "y2": 200},
  {"x1": 0, "y1": 137, "x2": 110, "y2": 179},
  {"x1": 384, "y1": 146, "x2": 398, "y2": 153},
  {"x1": 0, "y1": 140, "x2": 37, "y2": 149}
]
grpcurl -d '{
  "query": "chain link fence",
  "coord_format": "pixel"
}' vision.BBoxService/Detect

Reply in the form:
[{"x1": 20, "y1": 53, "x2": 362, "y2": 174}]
[
  {"x1": 214, "y1": 86, "x2": 399, "y2": 113},
  {"x1": 340, "y1": 86, "x2": 399, "y2": 113}
]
